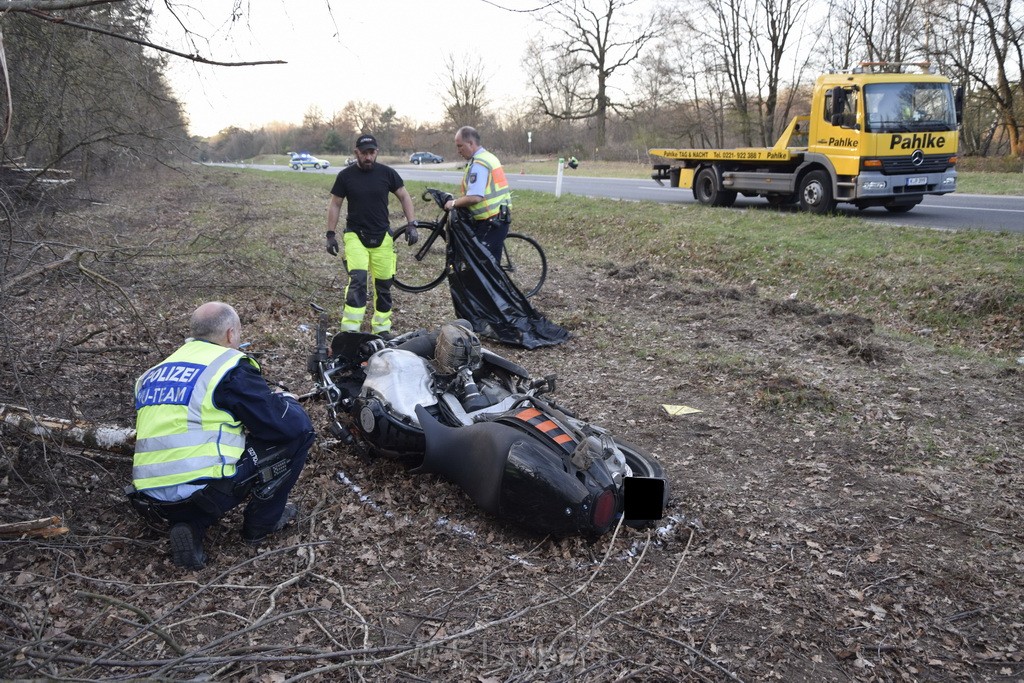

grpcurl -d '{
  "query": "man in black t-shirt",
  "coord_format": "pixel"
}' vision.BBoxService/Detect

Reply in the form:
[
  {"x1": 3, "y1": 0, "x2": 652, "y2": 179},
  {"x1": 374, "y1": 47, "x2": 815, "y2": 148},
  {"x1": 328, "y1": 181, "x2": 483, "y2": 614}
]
[{"x1": 325, "y1": 134, "x2": 417, "y2": 337}]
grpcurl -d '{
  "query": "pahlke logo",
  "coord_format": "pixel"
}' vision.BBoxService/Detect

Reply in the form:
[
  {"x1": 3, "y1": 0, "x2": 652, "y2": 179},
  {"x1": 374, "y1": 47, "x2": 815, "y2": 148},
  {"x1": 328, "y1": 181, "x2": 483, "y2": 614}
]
[
  {"x1": 826, "y1": 136, "x2": 858, "y2": 147},
  {"x1": 890, "y1": 133, "x2": 946, "y2": 150}
]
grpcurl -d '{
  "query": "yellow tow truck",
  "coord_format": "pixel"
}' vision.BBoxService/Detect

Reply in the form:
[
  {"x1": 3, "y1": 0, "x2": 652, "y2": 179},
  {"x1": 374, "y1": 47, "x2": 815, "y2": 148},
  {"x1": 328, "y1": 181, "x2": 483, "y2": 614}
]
[{"x1": 649, "y1": 63, "x2": 961, "y2": 214}]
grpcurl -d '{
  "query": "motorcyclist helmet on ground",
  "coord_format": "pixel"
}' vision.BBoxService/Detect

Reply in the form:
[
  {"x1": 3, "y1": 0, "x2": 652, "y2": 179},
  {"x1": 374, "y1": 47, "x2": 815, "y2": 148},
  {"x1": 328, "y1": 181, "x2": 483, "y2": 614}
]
[{"x1": 434, "y1": 323, "x2": 482, "y2": 376}]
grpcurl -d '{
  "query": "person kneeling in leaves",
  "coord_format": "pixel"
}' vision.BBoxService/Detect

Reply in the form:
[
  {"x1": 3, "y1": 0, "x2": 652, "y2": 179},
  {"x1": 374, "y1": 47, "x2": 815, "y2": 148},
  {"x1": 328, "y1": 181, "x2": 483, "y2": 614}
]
[{"x1": 127, "y1": 301, "x2": 315, "y2": 569}]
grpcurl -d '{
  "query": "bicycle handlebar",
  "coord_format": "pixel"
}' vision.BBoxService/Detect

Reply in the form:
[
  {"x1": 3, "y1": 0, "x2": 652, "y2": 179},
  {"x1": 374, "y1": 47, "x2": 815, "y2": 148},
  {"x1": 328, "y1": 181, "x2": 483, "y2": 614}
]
[{"x1": 421, "y1": 188, "x2": 454, "y2": 210}]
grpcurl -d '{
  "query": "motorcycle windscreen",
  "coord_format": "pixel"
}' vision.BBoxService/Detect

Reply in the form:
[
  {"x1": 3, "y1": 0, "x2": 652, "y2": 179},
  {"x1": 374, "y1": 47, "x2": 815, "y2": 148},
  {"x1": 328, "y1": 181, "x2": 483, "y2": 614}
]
[
  {"x1": 445, "y1": 214, "x2": 570, "y2": 350},
  {"x1": 623, "y1": 477, "x2": 666, "y2": 521}
]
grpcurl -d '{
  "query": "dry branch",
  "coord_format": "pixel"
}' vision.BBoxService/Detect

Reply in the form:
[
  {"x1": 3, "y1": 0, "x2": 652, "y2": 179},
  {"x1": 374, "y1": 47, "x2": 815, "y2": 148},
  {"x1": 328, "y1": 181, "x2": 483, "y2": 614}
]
[
  {"x1": 2, "y1": 247, "x2": 87, "y2": 291},
  {"x1": 0, "y1": 515, "x2": 68, "y2": 537},
  {"x1": 0, "y1": 403, "x2": 135, "y2": 455},
  {"x1": 77, "y1": 591, "x2": 186, "y2": 655}
]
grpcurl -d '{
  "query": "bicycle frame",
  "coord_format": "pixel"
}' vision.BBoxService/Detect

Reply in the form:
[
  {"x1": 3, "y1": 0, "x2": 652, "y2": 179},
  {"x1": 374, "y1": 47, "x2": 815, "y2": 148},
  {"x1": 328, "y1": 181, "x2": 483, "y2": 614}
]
[
  {"x1": 392, "y1": 188, "x2": 546, "y2": 297},
  {"x1": 409, "y1": 219, "x2": 448, "y2": 265}
]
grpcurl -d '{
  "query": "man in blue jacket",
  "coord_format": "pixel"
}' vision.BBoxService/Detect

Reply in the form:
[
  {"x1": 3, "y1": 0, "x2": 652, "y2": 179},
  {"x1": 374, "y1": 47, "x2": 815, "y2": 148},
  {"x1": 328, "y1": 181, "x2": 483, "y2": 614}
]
[{"x1": 130, "y1": 301, "x2": 315, "y2": 569}]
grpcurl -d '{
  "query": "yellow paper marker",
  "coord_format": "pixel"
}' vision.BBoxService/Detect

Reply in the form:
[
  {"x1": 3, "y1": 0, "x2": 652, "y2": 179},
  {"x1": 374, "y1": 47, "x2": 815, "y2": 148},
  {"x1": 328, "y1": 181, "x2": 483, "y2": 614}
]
[{"x1": 662, "y1": 404, "x2": 702, "y2": 416}]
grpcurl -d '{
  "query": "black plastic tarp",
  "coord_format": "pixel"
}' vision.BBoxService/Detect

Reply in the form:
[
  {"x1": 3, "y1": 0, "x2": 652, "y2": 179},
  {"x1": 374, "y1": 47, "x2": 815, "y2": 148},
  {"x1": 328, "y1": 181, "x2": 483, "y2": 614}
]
[{"x1": 445, "y1": 213, "x2": 570, "y2": 349}]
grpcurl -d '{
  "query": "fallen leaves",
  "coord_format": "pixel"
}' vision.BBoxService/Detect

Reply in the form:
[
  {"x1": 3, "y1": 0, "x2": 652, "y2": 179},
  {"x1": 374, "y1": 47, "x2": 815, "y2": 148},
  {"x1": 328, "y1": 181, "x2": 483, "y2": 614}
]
[{"x1": 1, "y1": 167, "x2": 1022, "y2": 682}]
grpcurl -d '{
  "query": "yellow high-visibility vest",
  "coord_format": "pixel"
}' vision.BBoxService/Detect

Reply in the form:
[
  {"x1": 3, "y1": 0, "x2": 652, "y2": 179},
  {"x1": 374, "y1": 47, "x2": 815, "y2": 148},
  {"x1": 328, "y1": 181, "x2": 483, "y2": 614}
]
[
  {"x1": 132, "y1": 340, "x2": 258, "y2": 490},
  {"x1": 461, "y1": 150, "x2": 511, "y2": 221}
]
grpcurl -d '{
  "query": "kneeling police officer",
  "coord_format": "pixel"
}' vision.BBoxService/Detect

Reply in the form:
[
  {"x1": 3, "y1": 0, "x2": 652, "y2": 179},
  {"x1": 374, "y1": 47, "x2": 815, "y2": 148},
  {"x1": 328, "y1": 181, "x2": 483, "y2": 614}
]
[{"x1": 127, "y1": 301, "x2": 314, "y2": 569}]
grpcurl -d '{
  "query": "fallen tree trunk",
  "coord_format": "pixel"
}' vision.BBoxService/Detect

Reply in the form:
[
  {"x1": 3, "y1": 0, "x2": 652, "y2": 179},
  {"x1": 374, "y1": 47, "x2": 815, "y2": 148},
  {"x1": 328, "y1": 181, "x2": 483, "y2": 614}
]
[
  {"x1": 0, "y1": 403, "x2": 135, "y2": 456},
  {"x1": 0, "y1": 516, "x2": 69, "y2": 538}
]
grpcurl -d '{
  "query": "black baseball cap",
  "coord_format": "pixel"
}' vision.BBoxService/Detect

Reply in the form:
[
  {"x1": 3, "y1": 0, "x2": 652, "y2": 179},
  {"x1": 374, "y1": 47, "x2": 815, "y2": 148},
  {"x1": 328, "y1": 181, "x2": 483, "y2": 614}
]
[{"x1": 355, "y1": 134, "x2": 378, "y2": 150}]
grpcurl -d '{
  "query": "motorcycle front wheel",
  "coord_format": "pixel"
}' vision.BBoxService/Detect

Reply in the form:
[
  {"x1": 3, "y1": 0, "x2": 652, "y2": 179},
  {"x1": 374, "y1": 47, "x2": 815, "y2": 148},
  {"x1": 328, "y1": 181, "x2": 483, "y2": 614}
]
[{"x1": 613, "y1": 438, "x2": 669, "y2": 528}]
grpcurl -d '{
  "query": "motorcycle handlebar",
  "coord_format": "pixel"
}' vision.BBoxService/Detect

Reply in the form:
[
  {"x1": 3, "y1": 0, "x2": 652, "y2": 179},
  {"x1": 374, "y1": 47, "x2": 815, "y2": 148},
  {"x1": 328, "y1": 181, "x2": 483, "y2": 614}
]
[{"x1": 310, "y1": 302, "x2": 329, "y2": 357}]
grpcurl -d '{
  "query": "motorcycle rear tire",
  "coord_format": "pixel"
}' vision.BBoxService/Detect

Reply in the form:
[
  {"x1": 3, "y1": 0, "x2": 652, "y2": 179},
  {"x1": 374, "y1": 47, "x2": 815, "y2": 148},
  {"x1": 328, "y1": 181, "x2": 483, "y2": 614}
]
[{"x1": 613, "y1": 438, "x2": 669, "y2": 529}]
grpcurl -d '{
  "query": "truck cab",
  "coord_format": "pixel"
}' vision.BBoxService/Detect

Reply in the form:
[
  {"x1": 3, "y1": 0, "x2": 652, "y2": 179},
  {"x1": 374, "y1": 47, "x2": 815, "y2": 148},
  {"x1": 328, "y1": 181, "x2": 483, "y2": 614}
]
[{"x1": 811, "y1": 69, "x2": 959, "y2": 211}]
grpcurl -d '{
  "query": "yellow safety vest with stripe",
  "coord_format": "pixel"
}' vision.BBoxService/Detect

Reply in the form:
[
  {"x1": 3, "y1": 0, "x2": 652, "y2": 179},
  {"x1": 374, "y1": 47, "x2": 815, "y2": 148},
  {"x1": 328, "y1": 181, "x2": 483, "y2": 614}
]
[
  {"x1": 461, "y1": 150, "x2": 511, "y2": 221},
  {"x1": 132, "y1": 340, "x2": 258, "y2": 490}
]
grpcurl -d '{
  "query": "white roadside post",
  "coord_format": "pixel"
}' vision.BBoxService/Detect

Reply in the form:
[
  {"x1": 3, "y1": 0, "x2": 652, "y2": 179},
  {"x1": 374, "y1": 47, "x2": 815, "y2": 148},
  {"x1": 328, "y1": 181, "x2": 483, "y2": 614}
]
[{"x1": 555, "y1": 157, "x2": 564, "y2": 198}]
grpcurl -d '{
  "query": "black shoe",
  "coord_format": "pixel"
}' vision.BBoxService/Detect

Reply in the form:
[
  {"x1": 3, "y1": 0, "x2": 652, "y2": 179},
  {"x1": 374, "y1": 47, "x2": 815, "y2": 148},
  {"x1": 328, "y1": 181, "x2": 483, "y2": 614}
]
[
  {"x1": 242, "y1": 502, "x2": 298, "y2": 545},
  {"x1": 169, "y1": 523, "x2": 207, "y2": 569},
  {"x1": 376, "y1": 331, "x2": 395, "y2": 341}
]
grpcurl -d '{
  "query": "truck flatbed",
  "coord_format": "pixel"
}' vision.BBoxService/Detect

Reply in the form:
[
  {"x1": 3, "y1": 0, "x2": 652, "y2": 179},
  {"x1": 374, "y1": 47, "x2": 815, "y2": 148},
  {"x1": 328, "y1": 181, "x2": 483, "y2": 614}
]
[{"x1": 648, "y1": 148, "x2": 798, "y2": 162}]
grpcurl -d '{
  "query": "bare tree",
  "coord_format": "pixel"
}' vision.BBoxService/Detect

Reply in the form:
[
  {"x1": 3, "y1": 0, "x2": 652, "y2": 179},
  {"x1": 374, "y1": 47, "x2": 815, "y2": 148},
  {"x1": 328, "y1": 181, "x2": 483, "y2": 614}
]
[
  {"x1": 680, "y1": 48, "x2": 737, "y2": 148},
  {"x1": 523, "y1": 37, "x2": 594, "y2": 122},
  {"x1": 627, "y1": 50, "x2": 680, "y2": 151},
  {"x1": 932, "y1": 0, "x2": 1023, "y2": 155},
  {"x1": 817, "y1": 0, "x2": 924, "y2": 68},
  {"x1": 687, "y1": 0, "x2": 813, "y2": 146},
  {"x1": 340, "y1": 101, "x2": 385, "y2": 135},
  {"x1": 689, "y1": 0, "x2": 757, "y2": 144},
  {"x1": 302, "y1": 105, "x2": 326, "y2": 132},
  {"x1": 1, "y1": 0, "x2": 305, "y2": 185},
  {"x1": 0, "y1": 0, "x2": 298, "y2": 149},
  {"x1": 376, "y1": 106, "x2": 401, "y2": 153},
  {"x1": 0, "y1": 0, "x2": 286, "y2": 67},
  {"x1": 752, "y1": 0, "x2": 814, "y2": 144},
  {"x1": 525, "y1": 0, "x2": 663, "y2": 149},
  {"x1": 818, "y1": 0, "x2": 861, "y2": 71},
  {"x1": 2, "y1": 5, "x2": 190, "y2": 177},
  {"x1": 439, "y1": 52, "x2": 490, "y2": 127}
]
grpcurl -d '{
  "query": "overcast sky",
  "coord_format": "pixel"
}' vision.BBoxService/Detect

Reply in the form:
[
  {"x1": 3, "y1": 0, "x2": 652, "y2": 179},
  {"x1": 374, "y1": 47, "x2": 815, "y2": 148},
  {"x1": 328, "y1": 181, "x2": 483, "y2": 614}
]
[{"x1": 150, "y1": 0, "x2": 548, "y2": 137}]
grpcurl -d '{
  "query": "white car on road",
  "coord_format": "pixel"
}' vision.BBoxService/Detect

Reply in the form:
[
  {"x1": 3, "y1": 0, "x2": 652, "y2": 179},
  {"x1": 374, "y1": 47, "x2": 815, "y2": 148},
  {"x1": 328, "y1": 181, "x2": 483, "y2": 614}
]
[{"x1": 288, "y1": 153, "x2": 330, "y2": 170}]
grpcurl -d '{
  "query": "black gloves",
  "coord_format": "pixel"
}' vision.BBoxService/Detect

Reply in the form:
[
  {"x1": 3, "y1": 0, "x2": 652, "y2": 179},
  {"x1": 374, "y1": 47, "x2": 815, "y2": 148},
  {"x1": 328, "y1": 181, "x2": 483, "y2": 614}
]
[{"x1": 405, "y1": 223, "x2": 419, "y2": 246}]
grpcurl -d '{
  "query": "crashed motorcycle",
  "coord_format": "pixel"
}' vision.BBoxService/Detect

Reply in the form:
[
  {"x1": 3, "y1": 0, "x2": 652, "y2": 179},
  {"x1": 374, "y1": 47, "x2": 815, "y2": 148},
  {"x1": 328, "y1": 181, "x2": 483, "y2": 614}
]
[{"x1": 302, "y1": 305, "x2": 668, "y2": 537}]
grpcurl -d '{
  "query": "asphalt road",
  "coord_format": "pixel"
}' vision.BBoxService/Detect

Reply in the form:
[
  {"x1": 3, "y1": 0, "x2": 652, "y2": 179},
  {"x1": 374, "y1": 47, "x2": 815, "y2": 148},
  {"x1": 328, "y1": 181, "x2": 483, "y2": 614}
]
[{"x1": 223, "y1": 163, "x2": 1024, "y2": 233}]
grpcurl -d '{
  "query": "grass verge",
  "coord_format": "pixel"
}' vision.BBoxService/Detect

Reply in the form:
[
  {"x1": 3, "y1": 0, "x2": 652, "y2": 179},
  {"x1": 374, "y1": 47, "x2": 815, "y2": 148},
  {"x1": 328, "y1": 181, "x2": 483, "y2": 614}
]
[{"x1": 239, "y1": 166, "x2": 1022, "y2": 356}]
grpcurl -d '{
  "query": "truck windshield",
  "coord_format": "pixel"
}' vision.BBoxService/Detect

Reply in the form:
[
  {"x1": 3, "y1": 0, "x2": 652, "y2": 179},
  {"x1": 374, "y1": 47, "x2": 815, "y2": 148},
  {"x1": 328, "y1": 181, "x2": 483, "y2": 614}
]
[{"x1": 864, "y1": 82, "x2": 957, "y2": 133}]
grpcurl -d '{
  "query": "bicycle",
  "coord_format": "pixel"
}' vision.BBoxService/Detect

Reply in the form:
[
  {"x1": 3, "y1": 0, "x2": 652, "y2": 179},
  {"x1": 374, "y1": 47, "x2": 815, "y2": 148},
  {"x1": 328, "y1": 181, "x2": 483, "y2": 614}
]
[{"x1": 391, "y1": 188, "x2": 547, "y2": 297}]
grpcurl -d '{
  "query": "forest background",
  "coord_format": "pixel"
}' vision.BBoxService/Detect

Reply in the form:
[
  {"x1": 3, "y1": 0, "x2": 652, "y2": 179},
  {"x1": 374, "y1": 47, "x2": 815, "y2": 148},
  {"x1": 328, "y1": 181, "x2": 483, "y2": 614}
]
[{"x1": 2, "y1": 0, "x2": 1024, "y2": 180}]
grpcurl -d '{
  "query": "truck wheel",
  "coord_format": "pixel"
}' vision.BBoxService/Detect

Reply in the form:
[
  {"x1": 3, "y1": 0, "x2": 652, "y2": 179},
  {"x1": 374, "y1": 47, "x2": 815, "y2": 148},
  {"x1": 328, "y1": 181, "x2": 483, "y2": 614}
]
[
  {"x1": 798, "y1": 171, "x2": 837, "y2": 214},
  {"x1": 693, "y1": 168, "x2": 737, "y2": 207}
]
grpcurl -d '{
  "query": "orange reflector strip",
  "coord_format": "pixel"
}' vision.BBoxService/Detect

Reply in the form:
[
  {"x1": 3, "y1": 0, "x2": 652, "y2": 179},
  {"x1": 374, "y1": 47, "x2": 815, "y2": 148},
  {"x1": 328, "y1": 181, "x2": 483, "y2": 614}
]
[
  {"x1": 553, "y1": 434, "x2": 574, "y2": 445},
  {"x1": 536, "y1": 420, "x2": 558, "y2": 432},
  {"x1": 516, "y1": 408, "x2": 542, "y2": 421}
]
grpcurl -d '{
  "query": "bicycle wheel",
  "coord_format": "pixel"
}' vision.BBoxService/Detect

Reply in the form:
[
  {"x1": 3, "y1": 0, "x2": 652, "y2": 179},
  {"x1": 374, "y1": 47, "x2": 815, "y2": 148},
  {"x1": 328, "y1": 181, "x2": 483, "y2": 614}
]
[
  {"x1": 393, "y1": 223, "x2": 448, "y2": 292},
  {"x1": 500, "y1": 233, "x2": 547, "y2": 297}
]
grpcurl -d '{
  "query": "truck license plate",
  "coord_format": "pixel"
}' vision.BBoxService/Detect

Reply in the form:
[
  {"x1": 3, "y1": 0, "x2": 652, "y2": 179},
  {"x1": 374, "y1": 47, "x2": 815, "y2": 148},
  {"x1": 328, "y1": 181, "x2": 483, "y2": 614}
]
[{"x1": 907, "y1": 176, "x2": 927, "y2": 186}]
